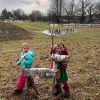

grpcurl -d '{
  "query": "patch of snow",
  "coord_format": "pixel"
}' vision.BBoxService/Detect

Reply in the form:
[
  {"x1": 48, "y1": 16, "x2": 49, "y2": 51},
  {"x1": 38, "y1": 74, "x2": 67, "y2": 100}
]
[
  {"x1": 50, "y1": 24, "x2": 58, "y2": 26},
  {"x1": 42, "y1": 30, "x2": 54, "y2": 35}
]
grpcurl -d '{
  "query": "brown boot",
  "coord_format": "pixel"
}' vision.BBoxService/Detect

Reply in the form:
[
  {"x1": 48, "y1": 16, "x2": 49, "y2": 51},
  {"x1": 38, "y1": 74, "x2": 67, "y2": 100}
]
[
  {"x1": 27, "y1": 76, "x2": 33, "y2": 88},
  {"x1": 53, "y1": 84, "x2": 60, "y2": 96},
  {"x1": 12, "y1": 89, "x2": 22, "y2": 95}
]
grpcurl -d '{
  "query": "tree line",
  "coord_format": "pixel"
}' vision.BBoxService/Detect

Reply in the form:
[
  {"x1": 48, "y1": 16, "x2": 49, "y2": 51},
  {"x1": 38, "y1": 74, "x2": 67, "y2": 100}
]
[
  {"x1": 0, "y1": 8, "x2": 46, "y2": 22},
  {"x1": 49, "y1": 0, "x2": 100, "y2": 23},
  {"x1": 0, "y1": 0, "x2": 100, "y2": 23}
]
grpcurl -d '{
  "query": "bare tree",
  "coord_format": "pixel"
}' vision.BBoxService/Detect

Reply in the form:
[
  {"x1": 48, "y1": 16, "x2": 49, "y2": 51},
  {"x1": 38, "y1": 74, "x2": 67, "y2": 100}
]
[
  {"x1": 64, "y1": 0, "x2": 76, "y2": 23},
  {"x1": 48, "y1": 9, "x2": 55, "y2": 23},
  {"x1": 1, "y1": 8, "x2": 13, "y2": 20},
  {"x1": 12, "y1": 9, "x2": 25, "y2": 20},
  {"x1": 50, "y1": 0, "x2": 65, "y2": 23},
  {"x1": 77, "y1": 0, "x2": 93, "y2": 23},
  {"x1": 29, "y1": 10, "x2": 42, "y2": 22},
  {"x1": 95, "y1": 2, "x2": 100, "y2": 22},
  {"x1": 87, "y1": 3, "x2": 96, "y2": 23}
]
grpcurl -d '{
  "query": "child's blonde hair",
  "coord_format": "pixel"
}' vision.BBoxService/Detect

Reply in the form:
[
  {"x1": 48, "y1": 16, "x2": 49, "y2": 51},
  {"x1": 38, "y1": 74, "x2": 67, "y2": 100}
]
[{"x1": 21, "y1": 42, "x2": 29, "y2": 49}]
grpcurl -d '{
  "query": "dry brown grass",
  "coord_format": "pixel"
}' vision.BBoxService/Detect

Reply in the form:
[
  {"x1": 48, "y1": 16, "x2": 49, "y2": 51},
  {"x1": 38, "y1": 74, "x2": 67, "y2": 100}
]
[{"x1": 0, "y1": 22, "x2": 100, "y2": 100}]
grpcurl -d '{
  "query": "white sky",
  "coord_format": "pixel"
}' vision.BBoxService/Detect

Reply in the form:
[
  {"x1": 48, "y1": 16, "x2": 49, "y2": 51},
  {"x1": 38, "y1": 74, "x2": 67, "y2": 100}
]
[
  {"x1": 0, "y1": 0, "x2": 50, "y2": 15},
  {"x1": 0, "y1": 0, "x2": 99, "y2": 15}
]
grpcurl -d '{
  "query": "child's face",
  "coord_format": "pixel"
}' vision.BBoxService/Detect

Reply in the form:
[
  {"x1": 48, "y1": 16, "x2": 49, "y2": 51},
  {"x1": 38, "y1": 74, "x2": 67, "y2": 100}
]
[
  {"x1": 22, "y1": 46, "x2": 29, "y2": 53},
  {"x1": 58, "y1": 44, "x2": 64, "y2": 51},
  {"x1": 56, "y1": 46, "x2": 61, "y2": 53}
]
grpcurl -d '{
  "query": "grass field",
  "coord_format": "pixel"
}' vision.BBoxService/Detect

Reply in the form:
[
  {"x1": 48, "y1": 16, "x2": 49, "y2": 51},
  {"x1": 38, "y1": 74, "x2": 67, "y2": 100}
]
[{"x1": 0, "y1": 22, "x2": 100, "y2": 100}]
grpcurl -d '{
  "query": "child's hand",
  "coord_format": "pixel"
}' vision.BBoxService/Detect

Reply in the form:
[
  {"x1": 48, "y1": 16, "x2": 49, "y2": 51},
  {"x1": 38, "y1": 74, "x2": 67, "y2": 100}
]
[
  {"x1": 18, "y1": 67, "x2": 22, "y2": 73},
  {"x1": 55, "y1": 70, "x2": 60, "y2": 79},
  {"x1": 17, "y1": 63, "x2": 20, "y2": 66},
  {"x1": 62, "y1": 55, "x2": 70, "y2": 63},
  {"x1": 15, "y1": 58, "x2": 19, "y2": 62},
  {"x1": 52, "y1": 44, "x2": 57, "y2": 49},
  {"x1": 16, "y1": 60, "x2": 20, "y2": 65},
  {"x1": 21, "y1": 57, "x2": 24, "y2": 62}
]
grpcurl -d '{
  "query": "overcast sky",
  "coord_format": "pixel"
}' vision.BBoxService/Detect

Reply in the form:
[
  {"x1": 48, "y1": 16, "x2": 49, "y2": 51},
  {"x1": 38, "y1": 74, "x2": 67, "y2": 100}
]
[
  {"x1": 0, "y1": 0, "x2": 99, "y2": 15},
  {"x1": 0, "y1": 0, "x2": 50, "y2": 15}
]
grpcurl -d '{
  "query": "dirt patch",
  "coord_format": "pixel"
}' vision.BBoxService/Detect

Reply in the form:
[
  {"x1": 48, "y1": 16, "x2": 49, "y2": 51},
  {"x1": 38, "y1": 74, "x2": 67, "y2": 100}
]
[{"x1": 0, "y1": 21, "x2": 32, "y2": 41}]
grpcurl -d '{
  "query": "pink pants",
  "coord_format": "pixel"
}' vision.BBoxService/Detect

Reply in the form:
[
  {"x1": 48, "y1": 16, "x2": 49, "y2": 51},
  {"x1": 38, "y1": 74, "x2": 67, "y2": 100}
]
[{"x1": 17, "y1": 71, "x2": 26, "y2": 90}]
